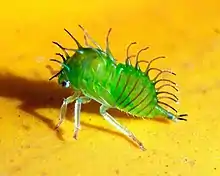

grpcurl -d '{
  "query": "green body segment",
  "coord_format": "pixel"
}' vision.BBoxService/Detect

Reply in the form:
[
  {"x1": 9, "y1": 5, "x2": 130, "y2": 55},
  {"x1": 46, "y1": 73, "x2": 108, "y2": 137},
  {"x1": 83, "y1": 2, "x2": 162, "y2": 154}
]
[{"x1": 59, "y1": 47, "x2": 173, "y2": 119}]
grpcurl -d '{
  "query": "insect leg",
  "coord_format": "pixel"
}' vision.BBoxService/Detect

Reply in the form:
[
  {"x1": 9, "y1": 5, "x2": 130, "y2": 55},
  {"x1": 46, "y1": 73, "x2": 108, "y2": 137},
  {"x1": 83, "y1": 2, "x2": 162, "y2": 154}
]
[
  {"x1": 100, "y1": 105, "x2": 146, "y2": 151},
  {"x1": 73, "y1": 96, "x2": 91, "y2": 139},
  {"x1": 54, "y1": 92, "x2": 80, "y2": 130}
]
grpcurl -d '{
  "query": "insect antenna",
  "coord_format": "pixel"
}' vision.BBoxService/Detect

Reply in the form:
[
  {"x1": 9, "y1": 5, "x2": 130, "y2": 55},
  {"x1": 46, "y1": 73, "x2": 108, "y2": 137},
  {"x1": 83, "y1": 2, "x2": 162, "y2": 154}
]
[
  {"x1": 55, "y1": 53, "x2": 66, "y2": 62},
  {"x1": 157, "y1": 91, "x2": 178, "y2": 101},
  {"x1": 78, "y1": 25, "x2": 102, "y2": 50},
  {"x1": 135, "y1": 47, "x2": 149, "y2": 69},
  {"x1": 64, "y1": 28, "x2": 82, "y2": 49},
  {"x1": 158, "y1": 101, "x2": 177, "y2": 113},
  {"x1": 145, "y1": 56, "x2": 165, "y2": 74},
  {"x1": 125, "y1": 42, "x2": 137, "y2": 65},
  {"x1": 156, "y1": 83, "x2": 179, "y2": 92}
]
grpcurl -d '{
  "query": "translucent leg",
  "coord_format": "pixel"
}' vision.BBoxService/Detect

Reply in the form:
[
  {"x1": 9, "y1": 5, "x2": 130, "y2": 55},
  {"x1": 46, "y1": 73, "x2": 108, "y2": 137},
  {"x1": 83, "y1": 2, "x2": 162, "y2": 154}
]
[
  {"x1": 100, "y1": 105, "x2": 146, "y2": 151},
  {"x1": 54, "y1": 92, "x2": 80, "y2": 130},
  {"x1": 73, "y1": 97, "x2": 91, "y2": 139}
]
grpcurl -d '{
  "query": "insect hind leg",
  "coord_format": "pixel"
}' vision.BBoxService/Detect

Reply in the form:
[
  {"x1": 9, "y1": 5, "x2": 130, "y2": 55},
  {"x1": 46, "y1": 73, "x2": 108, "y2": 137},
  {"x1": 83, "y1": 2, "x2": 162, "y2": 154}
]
[{"x1": 100, "y1": 105, "x2": 146, "y2": 151}]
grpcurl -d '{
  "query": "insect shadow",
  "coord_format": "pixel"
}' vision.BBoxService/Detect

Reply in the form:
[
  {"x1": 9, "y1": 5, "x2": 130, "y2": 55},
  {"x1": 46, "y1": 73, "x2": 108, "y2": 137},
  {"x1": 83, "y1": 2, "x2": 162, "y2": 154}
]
[{"x1": 0, "y1": 71, "x2": 169, "y2": 144}]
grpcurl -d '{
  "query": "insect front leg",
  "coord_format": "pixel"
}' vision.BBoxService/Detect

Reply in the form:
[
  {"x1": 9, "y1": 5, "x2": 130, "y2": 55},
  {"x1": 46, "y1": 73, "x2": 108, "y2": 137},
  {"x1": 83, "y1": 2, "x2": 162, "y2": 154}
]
[
  {"x1": 73, "y1": 96, "x2": 91, "y2": 139},
  {"x1": 100, "y1": 105, "x2": 146, "y2": 151},
  {"x1": 55, "y1": 92, "x2": 80, "y2": 130}
]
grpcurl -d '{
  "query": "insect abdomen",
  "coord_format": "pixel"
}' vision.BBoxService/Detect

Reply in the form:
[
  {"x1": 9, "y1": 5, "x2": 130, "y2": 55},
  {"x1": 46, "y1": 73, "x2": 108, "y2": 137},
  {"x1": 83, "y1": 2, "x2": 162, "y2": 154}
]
[{"x1": 111, "y1": 63, "x2": 161, "y2": 118}]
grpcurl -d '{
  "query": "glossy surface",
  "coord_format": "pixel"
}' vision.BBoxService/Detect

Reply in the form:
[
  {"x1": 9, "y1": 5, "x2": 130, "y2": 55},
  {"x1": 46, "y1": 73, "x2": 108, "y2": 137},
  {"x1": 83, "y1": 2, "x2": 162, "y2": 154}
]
[
  {"x1": 56, "y1": 43, "x2": 176, "y2": 120},
  {"x1": 0, "y1": 0, "x2": 220, "y2": 175}
]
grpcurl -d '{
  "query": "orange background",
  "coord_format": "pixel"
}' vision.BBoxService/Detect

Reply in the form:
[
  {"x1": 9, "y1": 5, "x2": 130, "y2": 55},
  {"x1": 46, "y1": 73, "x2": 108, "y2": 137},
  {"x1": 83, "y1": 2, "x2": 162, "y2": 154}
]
[{"x1": 0, "y1": 0, "x2": 220, "y2": 175}]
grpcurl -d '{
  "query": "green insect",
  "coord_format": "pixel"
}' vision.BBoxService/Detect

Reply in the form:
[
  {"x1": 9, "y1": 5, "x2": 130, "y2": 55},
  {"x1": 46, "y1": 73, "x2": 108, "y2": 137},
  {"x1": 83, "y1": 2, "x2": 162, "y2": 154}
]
[{"x1": 49, "y1": 25, "x2": 187, "y2": 150}]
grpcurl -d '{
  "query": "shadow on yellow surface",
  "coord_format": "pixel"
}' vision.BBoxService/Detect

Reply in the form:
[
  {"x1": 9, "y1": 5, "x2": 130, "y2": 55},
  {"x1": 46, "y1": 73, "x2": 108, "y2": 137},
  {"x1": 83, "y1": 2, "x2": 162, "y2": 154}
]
[
  {"x1": 0, "y1": 71, "x2": 170, "y2": 142},
  {"x1": 1, "y1": 0, "x2": 220, "y2": 175}
]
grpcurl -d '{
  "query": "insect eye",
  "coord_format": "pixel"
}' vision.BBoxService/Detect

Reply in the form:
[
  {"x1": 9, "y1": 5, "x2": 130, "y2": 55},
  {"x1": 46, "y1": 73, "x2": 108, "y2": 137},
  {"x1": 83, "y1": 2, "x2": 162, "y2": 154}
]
[{"x1": 61, "y1": 80, "x2": 70, "y2": 88}]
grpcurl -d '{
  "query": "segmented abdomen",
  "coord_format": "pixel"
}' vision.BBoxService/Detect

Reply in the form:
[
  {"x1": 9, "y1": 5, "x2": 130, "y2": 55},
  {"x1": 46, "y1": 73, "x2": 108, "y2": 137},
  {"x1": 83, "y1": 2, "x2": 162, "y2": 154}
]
[{"x1": 111, "y1": 63, "x2": 158, "y2": 118}]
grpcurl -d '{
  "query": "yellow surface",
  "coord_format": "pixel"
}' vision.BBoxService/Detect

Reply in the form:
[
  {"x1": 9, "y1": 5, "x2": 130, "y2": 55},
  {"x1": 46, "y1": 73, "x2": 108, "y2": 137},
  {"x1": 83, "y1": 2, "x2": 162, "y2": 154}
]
[{"x1": 0, "y1": 0, "x2": 220, "y2": 175}]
